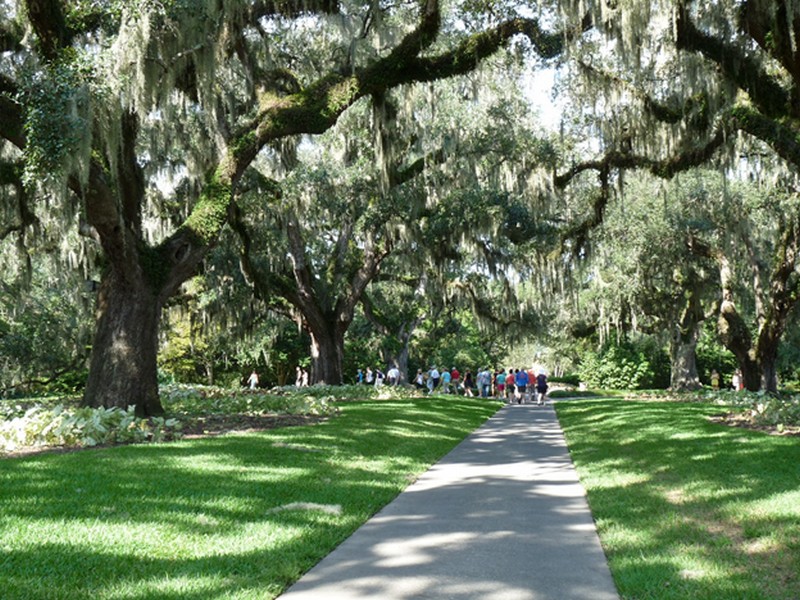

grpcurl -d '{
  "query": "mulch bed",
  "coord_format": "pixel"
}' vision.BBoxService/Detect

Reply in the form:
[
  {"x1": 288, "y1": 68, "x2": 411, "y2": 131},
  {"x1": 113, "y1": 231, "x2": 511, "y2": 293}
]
[{"x1": 180, "y1": 413, "x2": 326, "y2": 437}]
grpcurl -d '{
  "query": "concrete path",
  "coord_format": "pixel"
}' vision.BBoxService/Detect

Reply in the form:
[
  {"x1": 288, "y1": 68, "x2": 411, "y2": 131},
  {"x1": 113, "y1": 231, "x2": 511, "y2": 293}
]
[{"x1": 278, "y1": 401, "x2": 619, "y2": 600}]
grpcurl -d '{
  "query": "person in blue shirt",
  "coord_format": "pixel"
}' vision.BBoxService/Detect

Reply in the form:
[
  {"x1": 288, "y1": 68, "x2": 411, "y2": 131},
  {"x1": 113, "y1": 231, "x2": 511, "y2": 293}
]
[
  {"x1": 515, "y1": 368, "x2": 529, "y2": 404},
  {"x1": 441, "y1": 369, "x2": 452, "y2": 393}
]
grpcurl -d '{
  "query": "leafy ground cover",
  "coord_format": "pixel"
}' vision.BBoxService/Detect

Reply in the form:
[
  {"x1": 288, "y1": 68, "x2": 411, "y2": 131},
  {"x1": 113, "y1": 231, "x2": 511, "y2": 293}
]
[
  {"x1": 556, "y1": 397, "x2": 800, "y2": 599},
  {"x1": 0, "y1": 384, "x2": 373, "y2": 455},
  {"x1": 0, "y1": 394, "x2": 501, "y2": 599}
]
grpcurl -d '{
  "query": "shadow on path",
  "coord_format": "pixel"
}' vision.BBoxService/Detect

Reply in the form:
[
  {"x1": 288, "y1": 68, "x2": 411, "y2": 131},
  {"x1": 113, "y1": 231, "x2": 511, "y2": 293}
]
[{"x1": 279, "y1": 403, "x2": 619, "y2": 600}]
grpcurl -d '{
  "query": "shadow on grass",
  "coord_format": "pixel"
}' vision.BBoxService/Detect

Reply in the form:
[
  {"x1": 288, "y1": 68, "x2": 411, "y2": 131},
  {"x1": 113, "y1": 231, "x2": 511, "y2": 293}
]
[
  {"x1": 556, "y1": 398, "x2": 800, "y2": 599},
  {"x1": 0, "y1": 397, "x2": 500, "y2": 600}
]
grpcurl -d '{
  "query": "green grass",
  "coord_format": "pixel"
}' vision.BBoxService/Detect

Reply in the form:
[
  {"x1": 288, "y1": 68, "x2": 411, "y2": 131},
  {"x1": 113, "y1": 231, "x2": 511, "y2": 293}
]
[
  {"x1": 0, "y1": 396, "x2": 501, "y2": 599},
  {"x1": 556, "y1": 398, "x2": 800, "y2": 599}
]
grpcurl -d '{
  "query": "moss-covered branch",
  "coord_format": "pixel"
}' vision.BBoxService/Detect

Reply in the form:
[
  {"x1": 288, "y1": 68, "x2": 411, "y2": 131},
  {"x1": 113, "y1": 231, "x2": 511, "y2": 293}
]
[
  {"x1": 252, "y1": 0, "x2": 340, "y2": 19},
  {"x1": 739, "y1": 0, "x2": 800, "y2": 93},
  {"x1": 676, "y1": 1, "x2": 792, "y2": 120},
  {"x1": 576, "y1": 60, "x2": 707, "y2": 126},
  {"x1": 730, "y1": 104, "x2": 800, "y2": 169},
  {"x1": 555, "y1": 126, "x2": 725, "y2": 190},
  {"x1": 232, "y1": 9, "x2": 568, "y2": 177}
]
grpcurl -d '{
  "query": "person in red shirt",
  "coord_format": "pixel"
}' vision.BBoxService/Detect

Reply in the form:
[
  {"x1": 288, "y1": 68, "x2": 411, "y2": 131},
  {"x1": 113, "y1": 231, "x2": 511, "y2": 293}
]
[{"x1": 450, "y1": 367, "x2": 461, "y2": 393}]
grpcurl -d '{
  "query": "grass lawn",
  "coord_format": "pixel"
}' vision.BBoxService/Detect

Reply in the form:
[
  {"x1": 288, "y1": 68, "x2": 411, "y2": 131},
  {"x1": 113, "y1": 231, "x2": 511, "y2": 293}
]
[
  {"x1": 0, "y1": 396, "x2": 501, "y2": 600},
  {"x1": 556, "y1": 397, "x2": 800, "y2": 600}
]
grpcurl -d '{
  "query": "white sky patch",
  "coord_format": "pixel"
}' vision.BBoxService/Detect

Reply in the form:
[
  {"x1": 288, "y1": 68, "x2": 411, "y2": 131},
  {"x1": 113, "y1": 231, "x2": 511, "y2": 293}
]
[{"x1": 521, "y1": 65, "x2": 563, "y2": 131}]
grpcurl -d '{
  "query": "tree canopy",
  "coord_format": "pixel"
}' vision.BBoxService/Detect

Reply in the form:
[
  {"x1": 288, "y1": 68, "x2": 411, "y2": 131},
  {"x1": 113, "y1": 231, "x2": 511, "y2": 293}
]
[{"x1": 4, "y1": 0, "x2": 800, "y2": 398}]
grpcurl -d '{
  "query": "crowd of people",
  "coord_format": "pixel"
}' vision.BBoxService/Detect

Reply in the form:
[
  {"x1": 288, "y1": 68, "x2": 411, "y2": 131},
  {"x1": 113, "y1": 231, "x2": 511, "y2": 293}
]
[{"x1": 356, "y1": 364, "x2": 549, "y2": 404}]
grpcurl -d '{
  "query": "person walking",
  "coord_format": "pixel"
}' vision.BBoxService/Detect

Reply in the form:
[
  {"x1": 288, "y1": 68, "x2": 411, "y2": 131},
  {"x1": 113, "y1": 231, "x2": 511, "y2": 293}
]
[
  {"x1": 496, "y1": 369, "x2": 507, "y2": 400},
  {"x1": 535, "y1": 370, "x2": 548, "y2": 405},
  {"x1": 414, "y1": 369, "x2": 425, "y2": 389},
  {"x1": 710, "y1": 369, "x2": 720, "y2": 390},
  {"x1": 428, "y1": 366, "x2": 440, "y2": 394},
  {"x1": 478, "y1": 368, "x2": 491, "y2": 398},
  {"x1": 515, "y1": 368, "x2": 529, "y2": 404},
  {"x1": 450, "y1": 367, "x2": 461, "y2": 393},
  {"x1": 247, "y1": 370, "x2": 259, "y2": 390},
  {"x1": 441, "y1": 368, "x2": 452, "y2": 393},
  {"x1": 732, "y1": 369, "x2": 741, "y2": 391},
  {"x1": 462, "y1": 370, "x2": 474, "y2": 397}
]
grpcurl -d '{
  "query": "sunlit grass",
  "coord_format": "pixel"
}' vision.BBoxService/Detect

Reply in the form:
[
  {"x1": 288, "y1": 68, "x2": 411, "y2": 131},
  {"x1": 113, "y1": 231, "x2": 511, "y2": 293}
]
[
  {"x1": 0, "y1": 396, "x2": 501, "y2": 600},
  {"x1": 557, "y1": 398, "x2": 800, "y2": 599}
]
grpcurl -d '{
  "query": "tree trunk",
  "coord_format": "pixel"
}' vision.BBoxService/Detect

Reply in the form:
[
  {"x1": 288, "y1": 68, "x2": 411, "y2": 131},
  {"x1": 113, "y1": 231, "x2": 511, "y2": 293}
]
[
  {"x1": 668, "y1": 284, "x2": 704, "y2": 391},
  {"x1": 669, "y1": 326, "x2": 701, "y2": 391},
  {"x1": 309, "y1": 326, "x2": 345, "y2": 385},
  {"x1": 381, "y1": 322, "x2": 419, "y2": 384},
  {"x1": 83, "y1": 271, "x2": 163, "y2": 416},
  {"x1": 395, "y1": 344, "x2": 410, "y2": 384},
  {"x1": 756, "y1": 333, "x2": 781, "y2": 393}
]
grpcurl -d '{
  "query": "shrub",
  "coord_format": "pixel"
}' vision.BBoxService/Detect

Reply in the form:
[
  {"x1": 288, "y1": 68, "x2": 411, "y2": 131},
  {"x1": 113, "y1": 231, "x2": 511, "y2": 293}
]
[
  {"x1": 0, "y1": 405, "x2": 181, "y2": 453},
  {"x1": 698, "y1": 389, "x2": 800, "y2": 431},
  {"x1": 159, "y1": 383, "x2": 339, "y2": 416},
  {"x1": 549, "y1": 374, "x2": 581, "y2": 386},
  {"x1": 578, "y1": 341, "x2": 655, "y2": 390}
]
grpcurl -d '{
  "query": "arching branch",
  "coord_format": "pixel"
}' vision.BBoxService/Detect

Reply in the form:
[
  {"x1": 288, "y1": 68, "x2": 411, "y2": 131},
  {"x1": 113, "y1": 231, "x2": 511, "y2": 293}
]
[
  {"x1": 676, "y1": 1, "x2": 793, "y2": 120},
  {"x1": 555, "y1": 127, "x2": 726, "y2": 190},
  {"x1": 739, "y1": 0, "x2": 800, "y2": 93},
  {"x1": 231, "y1": 6, "x2": 572, "y2": 176}
]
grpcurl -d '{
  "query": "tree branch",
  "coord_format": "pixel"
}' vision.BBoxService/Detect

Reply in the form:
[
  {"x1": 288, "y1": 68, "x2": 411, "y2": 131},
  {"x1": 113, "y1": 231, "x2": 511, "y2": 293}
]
[
  {"x1": 676, "y1": 1, "x2": 793, "y2": 120},
  {"x1": 23, "y1": 0, "x2": 70, "y2": 61},
  {"x1": 740, "y1": 0, "x2": 800, "y2": 92},
  {"x1": 231, "y1": 9, "x2": 569, "y2": 176}
]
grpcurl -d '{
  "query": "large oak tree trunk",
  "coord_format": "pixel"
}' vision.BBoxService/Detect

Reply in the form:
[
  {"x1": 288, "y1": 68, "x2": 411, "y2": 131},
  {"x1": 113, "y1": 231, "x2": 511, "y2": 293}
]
[
  {"x1": 718, "y1": 301, "x2": 760, "y2": 391},
  {"x1": 756, "y1": 329, "x2": 781, "y2": 393},
  {"x1": 83, "y1": 270, "x2": 163, "y2": 416},
  {"x1": 669, "y1": 288, "x2": 703, "y2": 391},
  {"x1": 669, "y1": 330, "x2": 701, "y2": 391},
  {"x1": 309, "y1": 326, "x2": 345, "y2": 385}
]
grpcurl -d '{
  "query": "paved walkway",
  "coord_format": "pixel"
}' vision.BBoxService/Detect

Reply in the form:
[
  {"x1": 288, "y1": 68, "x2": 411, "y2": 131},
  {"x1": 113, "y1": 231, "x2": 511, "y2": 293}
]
[{"x1": 278, "y1": 401, "x2": 619, "y2": 600}]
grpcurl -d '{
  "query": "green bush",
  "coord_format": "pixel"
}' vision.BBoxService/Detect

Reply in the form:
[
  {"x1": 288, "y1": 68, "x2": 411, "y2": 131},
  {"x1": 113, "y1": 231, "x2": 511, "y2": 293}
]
[
  {"x1": 578, "y1": 341, "x2": 655, "y2": 390},
  {"x1": 549, "y1": 374, "x2": 581, "y2": 386}
]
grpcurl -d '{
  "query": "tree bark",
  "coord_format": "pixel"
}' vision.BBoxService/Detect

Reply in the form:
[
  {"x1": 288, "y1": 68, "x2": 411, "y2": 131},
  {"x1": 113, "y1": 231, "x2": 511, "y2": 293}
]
[
  {"x1": 718, "y1": 300, "x2": 760, "y2": 391},
  {"x1": 83, "y1": 270, "x2": 163, "y2": 416},
  {"x1": 757, "y1": 336, "x2": 780, "y2": 393},
  {"x1": 308, "y1": 325, "x2": 345, "y2": 385},
  {"x1": 669, "y1": 323, "x2": 701, "y2": 391}
]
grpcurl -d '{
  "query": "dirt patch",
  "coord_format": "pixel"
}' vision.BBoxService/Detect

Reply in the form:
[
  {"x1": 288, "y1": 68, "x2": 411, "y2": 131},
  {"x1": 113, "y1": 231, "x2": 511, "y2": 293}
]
[{"x1": 180, "y1": 413, "x2": 326, "y2": 437}]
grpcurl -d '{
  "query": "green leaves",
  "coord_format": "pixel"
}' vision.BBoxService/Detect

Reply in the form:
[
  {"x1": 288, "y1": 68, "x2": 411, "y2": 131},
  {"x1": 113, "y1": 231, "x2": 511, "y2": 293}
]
[
  {"x1": 0, "y1": 404, "x2": 182, "y2": 452},
  {"x1": 19, "y1": 60, "x2": 93, "y2": 185}
]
